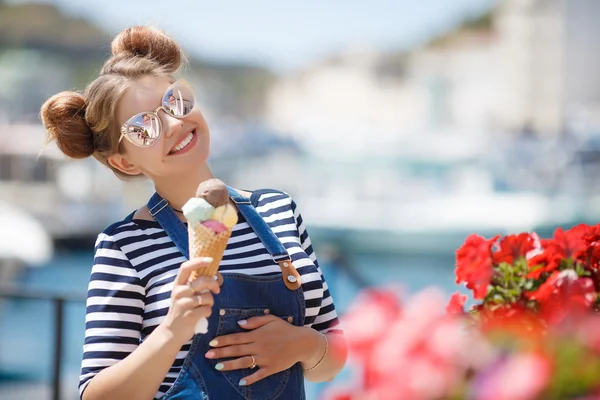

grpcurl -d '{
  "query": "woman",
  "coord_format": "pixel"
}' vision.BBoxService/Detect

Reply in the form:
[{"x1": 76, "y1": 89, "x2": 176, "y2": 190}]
[{"x1": 41, "y1": 26, "x2": 347, "y2": 400}]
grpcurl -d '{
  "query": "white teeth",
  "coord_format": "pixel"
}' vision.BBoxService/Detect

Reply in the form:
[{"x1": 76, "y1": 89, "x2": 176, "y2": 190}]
[{"x1": 172, "y1": 132, "x2": 194, "y2": 153}]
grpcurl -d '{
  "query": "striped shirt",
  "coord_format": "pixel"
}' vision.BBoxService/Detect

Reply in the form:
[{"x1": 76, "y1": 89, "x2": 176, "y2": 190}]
[{"x1": 79, "y1": 191, "x2": 341, "y2": 399}]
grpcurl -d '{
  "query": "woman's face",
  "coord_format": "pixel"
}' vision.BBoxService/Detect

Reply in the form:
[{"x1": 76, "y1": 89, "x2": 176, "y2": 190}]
[{"x1": 110, "y1": 75, "x2": 210, "y2": 180}]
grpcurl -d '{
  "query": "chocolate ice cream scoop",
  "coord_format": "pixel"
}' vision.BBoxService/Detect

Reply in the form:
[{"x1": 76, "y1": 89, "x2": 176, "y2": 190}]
[{"x1": 195, "y1": 178, "x2": 229, "y2": 208}]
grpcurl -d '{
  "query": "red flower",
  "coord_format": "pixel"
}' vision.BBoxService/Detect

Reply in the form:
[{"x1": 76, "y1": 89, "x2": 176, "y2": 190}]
[
  {"x1": 446, "y1": 292, "x2": 467, "y2": 316},
  {"x1": 546, "y1": 226, "x2": 588, "y2": 262},
  {"x1": 455, "y1": 234, "x2": 498, "y2": 300},
  {"x1": 492, "y1": 233, "x2": 535, "y2": 265},
  {"x1": 527, "y1": 251, "x2": 556, "y2": 279},
  {"x1": 527, "y1": 227, "x2": 589, "y2": 279},
  {"x1": 582, "y1": 224, "x2": 600, "y2": 270},
  {"x1": 528, "y1": 270, "x2": 597, "y2": 325}
]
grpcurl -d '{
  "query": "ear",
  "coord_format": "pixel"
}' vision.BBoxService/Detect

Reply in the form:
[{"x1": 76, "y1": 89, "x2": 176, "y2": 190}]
[{"x1": 108, "y1": 153, "x2": 141, "y2": 176}]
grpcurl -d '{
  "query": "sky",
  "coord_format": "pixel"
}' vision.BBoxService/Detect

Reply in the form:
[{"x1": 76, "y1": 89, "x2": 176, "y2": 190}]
[{"x1": 11, "y1": 0, "x2": 496, "y2": 72}]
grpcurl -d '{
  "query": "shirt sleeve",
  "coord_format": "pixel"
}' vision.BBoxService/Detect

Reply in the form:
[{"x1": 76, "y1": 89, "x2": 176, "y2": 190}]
[
  {"x1": 78, "y1": 231, "x2": 145, "y2": 399},
  {"x1": 290, "y1": 197, "x2": 343, "y2": 335}
]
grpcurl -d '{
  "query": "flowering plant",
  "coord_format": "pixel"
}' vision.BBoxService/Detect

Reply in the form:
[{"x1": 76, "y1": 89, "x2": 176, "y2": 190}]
[
  {"x1": 324, "y1": 225, "x2": 600, "y2": 400},
  {"x1": 325, "y1": 287, "x2": 600, "y2": 400},
  {"x1": 450, "y1": 225, "x2": 600, "y2": 326}
]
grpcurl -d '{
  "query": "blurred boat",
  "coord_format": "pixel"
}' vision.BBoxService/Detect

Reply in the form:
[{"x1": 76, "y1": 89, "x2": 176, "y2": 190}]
[
  {"x1": 0, "y1": 201, "x2": 53, "y2": 265},
  {"x1": 0, "y1": 201, "x2": 53, "y2": 290}
]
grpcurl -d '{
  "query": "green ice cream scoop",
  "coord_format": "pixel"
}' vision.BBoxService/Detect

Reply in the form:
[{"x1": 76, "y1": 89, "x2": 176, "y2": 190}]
[{"x1": 182, "y1": 197, "x2": 215, "y2": 223}]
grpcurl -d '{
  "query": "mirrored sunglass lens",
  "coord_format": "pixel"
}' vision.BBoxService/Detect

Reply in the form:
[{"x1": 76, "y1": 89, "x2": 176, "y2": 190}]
[
  {"x1": 126, "y1": 113, "x2": 160, "y2": 146},
  {"x1": 163, "y1": 83, "x2": 194, "y2": 117}
]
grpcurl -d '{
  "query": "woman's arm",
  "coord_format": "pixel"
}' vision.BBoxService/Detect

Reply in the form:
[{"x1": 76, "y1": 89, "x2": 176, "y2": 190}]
[
  {"x1": 291, "y1": 196, "x2": 348, "y2": 381},
  {"x1": 82, "y1": 256, "x2": 219, "y2": 400},
  {"x1": 299, "y1": 329, "x2": 348, "y2": 382},
  {"x1": 82, "y1": 324, "x2": 186, "y2": 400}
]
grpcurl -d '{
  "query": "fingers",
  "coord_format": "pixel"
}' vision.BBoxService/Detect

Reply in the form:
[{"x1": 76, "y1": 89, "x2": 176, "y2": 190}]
[
  {"x1": 177, "y1": 293, "x2": 214, "y2": 310},
  {"x1": 171, "y1": 284, "x2": 195, "y2": 300},
  {"x1": 185, "y1": 304, "x2": 213, "y2": 320},
  {"x1": 188, "y1": 275, "x2": 220, "y2": 294},
  {"x1": 209, "y1": 332, "x2": 255, "y2": 348},
  {"x1": 205, "y1": 344, "x2": 253, "y2": 360},
  {"x1": 237, "y1": 315, "x2": 278, "y2": 330},
  {"x1": 172, "y1": 276, "x2": 219, "y2": 300},
  {"x1": 239, "y1": 367, "x2": 273, "y2": 387},
  {"x1": 175, "y1": 257, "x2": 213, "y2": 285},
  {"x1": 214, "y1": 355, "x2": 256, "y2": 372}
]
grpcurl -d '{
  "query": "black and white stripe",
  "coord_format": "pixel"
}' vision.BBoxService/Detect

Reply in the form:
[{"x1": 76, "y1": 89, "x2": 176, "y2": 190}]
[{"x1": 79, "y1": 191, "x2": 341, "y2": 399}]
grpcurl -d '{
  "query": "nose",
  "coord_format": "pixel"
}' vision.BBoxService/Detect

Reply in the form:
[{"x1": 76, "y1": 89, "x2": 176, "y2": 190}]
[{"x1": 159, "y1": 109, "x2": 184, "y2": 138}]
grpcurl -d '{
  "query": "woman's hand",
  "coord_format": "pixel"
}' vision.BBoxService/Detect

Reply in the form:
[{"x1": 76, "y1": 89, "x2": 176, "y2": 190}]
[
  {"x1": 205, "y1": 315, "x2": 325, "y2": 386},
  {"x1": 160, "y1": 257, "x2": 221, "y2": 345}
]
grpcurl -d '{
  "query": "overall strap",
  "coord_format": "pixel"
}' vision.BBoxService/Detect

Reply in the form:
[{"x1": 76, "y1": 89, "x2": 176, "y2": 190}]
[
  {"x1": 147, "y1": 192, "x2": 190, "y2": 259},
  {"x1": 227, "y1": 186, "x2": 301, "y2": 290},
  {"x1": 227, "y1": 187, "x2": 289, "y2": 261}
]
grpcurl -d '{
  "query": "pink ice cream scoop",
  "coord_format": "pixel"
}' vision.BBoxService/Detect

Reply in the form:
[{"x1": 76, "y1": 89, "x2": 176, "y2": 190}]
[{"x1": 201, "y1": 219, "x2": 228, "y2": 234}]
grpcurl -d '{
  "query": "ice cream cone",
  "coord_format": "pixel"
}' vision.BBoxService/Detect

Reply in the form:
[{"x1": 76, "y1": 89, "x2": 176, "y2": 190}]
[
  {"x1": 188, "y1": 221, "x2": 232, "y2": 280},
  {"x1": 181, "y1": 178, "x2": 238, "y2": 335},
  {"x1": 187, "y1": 221, "x2": 232, "y2": 335}
]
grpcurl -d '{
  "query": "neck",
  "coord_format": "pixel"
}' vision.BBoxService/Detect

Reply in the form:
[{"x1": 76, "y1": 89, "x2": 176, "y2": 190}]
[{"x1": 153, "y1": 162, "x2": 215, "y2": 211}]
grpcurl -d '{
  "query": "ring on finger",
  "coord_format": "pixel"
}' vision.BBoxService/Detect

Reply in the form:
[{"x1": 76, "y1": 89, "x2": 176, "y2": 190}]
[
  {"x1": 249, "y1": 355, "x2": 257, "y2": 369},
  {"x1": 187, "y1": 281, "x2": 198, "y2": 294}
]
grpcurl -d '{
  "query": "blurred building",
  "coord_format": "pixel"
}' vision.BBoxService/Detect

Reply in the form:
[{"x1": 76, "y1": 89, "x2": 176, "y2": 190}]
[
  {"x1": 0, "y1": 50, "x2": 72, "y2": 124},
  {"x1": 265, "y1": 0, "x2": 600, "y2": 147},
  {"x1": 495, "y1": 0, "x2": 600, "y2": 136},
  {"x1": 562, "y1": 0, "x2": 600, "y2": 134},
  {"x1": 264, "y1": 49, "x2": 413, "y2": 156},
  {"x1": 0, "y1": 124, "x2": 154, "y2": 238}
]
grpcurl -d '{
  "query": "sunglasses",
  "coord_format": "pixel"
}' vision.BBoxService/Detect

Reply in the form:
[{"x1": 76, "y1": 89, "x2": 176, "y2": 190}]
[{"x1": 118, "y1": 79, "x2": 195, "y2": 147}]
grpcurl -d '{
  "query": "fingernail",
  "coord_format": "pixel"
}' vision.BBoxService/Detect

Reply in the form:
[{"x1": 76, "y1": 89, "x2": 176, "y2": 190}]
[
  {"x1": 209, "y1": 340, "x2": 218, "y2": 347},
  {"x1": 238, "y1": 320, "x2": 247, "y2": 326},
  {"x1": 200, "y1": 257, "x2": 214, "y2": 263},
  {"x1": 239, "y1": 379, "x2": 247, "y2": 386},
  {"x1": 205, "y1": 351, "x2": 215, "y2": 358},
  {"x1": 213, "y1": 275, "x2": 219, "y2": 280},
  {"x1": 215, "y1": 363, "x2": 224, "y2": 370}
]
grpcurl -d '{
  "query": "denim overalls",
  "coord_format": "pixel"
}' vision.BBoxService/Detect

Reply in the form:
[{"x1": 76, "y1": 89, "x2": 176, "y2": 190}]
[{"x1": 147, "y1": 188, "x2": 306, "y2": 400}]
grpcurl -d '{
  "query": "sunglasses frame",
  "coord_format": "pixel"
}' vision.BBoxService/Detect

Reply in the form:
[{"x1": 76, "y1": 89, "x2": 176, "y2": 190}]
[{"x1": 118, "y1": 79, "x2": 195, "y2": 148}]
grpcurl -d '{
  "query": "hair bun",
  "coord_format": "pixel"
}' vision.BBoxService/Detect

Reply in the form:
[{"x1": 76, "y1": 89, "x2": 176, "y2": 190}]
[
  {"x1": 40, "y1": 91, "x2": 95, "y2": 159},
  {"x1": 110, "y1": 26, "x2": 185, "y2": 73}
]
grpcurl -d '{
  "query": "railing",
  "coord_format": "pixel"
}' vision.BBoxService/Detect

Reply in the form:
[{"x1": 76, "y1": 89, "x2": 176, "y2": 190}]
[{"x1": 0, "y1": 286, "x2": 86, "y2": 400}]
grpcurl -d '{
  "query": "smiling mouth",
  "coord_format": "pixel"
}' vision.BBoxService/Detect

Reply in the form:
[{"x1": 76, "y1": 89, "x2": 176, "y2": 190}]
[{"x1": 169, "y1": 130, "x2": 196, "y2": 155}]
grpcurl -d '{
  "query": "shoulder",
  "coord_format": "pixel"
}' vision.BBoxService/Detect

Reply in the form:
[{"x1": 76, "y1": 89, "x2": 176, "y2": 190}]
[
  {"x1": 99, "y1": 216, "x2": 136, "y2": 237},
  {"x1": 248, "y1": 188, "x2": 294, "y2": 208},
  {"x1": 95, "y1": 214, "x2": 159, "y2": 247}
]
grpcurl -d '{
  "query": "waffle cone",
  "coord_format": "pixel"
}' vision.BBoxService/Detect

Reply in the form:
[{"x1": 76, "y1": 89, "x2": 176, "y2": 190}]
[{"x1": 188, "y1": 221, "x2": 232, "y2": 280}]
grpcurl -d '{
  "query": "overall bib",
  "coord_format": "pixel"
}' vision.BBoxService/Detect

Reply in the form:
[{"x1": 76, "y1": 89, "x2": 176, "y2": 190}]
[{"x1": 147, "y1": 187, "x2": 307, "y2": 400}]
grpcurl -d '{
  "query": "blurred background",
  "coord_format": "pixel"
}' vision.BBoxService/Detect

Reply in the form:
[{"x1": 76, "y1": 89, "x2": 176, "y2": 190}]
[{"x1": 2, "y1": 0, "x2": 600, "y2": 398}]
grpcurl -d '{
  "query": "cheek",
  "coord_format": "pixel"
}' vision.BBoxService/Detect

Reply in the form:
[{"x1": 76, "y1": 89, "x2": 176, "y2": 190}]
[
  {"x1": 128, "y1": 144, "x2": 165, "y2": 169},
  {"x1": 190, "y1": 109, "x2": 208, "y2": 127}
]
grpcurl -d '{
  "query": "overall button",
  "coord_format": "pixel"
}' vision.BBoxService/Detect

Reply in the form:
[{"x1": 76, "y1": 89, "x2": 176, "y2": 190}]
[
  {"x1": 287, "y1": 316, "x2": 293, "y2": 323},
  {"x1": 283, "y1": 262, "x2": 290, "y2": 268},
  {"x1": 287, "y1": 275, "x2": 297, "y2": 283},
  {"x1": 264, "y1": 309, "x2": 271, "y2": 315},
  {"x1": 219, "y1": 309, "x2": 226, "y2": 316}
]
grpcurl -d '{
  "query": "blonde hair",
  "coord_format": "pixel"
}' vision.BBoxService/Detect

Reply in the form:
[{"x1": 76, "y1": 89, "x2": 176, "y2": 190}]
[{"x1": 40, "y1": 26, "x2": 187, "y2": 179}]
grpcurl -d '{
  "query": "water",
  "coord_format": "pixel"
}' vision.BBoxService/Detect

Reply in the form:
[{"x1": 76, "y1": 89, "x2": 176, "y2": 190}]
[
  {"x1": 0, "y1": 253, "x2": 91, "y2": 387},
  {"x1": 0, "y1": 244, "x2": 463, "y2": 399}
]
